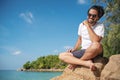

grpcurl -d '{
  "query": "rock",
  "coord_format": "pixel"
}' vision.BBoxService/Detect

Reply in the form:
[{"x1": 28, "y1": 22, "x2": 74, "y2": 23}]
[
  {"x1": 17, "y1": 68, "x2": 26, "y2": 71},
  {"x1": 51, "y1": 56, "x2": 108, "y2": 80},
  {"x1": 100, "y1": 54, "x2": 120, "y2": 80}
]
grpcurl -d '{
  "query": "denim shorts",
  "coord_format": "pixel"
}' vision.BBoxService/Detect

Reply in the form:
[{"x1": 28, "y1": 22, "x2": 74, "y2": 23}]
[
  {"x1": 72, "y1": 49, "x2": 103, "y2": 58},
  {"x1": 72, "y1": 49, "x2": 86, "y2": 58}
]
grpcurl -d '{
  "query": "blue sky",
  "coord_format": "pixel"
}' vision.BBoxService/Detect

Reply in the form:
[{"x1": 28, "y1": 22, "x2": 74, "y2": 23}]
[{"x1": 0, "y1": 0, "x2": 94, "y2": 70}]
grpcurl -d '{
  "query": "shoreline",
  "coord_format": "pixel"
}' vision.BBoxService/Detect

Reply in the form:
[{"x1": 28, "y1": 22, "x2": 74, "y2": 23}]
[{"x1": 17, "y1": 68, "x2": 64, "y2": 72}]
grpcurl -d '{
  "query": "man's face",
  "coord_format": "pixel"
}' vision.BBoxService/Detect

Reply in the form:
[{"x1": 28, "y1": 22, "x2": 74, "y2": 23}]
[{"x1": 87, "y1": 9, "x2": 99, "y2": 24}]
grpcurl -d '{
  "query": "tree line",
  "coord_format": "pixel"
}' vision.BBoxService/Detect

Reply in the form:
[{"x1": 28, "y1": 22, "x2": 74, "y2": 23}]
[{"x1": 23, "y1": 55, "x2": 67, "y2": 69}]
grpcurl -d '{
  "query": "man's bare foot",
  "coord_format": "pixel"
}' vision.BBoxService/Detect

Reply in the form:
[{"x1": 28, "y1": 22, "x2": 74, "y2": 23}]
[
  {"x1": 90, "y1": 63, "x2": 96, "y2": 71},
  {"x1": 68, "y1": 64, "x2": 77, "y2": 70},
  {"x1": 85, "y1": 60, "x2": 97, "y2": 71}
]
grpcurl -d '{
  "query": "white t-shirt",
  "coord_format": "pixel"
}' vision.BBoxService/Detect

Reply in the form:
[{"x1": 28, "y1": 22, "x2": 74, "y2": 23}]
[{"x1": 78, "y1": 22, "x2": 104, "y2": 49}]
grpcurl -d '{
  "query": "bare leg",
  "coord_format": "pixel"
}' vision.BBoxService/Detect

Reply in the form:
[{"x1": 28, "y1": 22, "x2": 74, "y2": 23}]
[
  {"x1": 59, "y1": 52, "x2": 95, "y2": 70},
  {"x1": 80, "y1": 42, "x2": 103, "y2": 70},
  {"x1": 59, "y1": 42, "x2": 103, "y2": 70},
  {"x1": 81, "y1": 42, "x2": 103, "y2": 60},
  {"x1": 59, "y1": 52, "x2": 78, "y2": 70}
]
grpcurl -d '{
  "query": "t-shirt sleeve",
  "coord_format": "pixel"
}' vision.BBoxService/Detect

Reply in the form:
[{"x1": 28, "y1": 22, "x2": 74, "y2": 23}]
[{"x1": 95, "y1": 23, "x2": 105, "y2": 37}]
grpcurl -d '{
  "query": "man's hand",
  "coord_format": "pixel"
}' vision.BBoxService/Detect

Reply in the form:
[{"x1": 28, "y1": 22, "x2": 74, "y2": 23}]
[
  {"x1": 67, "y1": 48, "x2": 75, "y2": 53},
  {"x1": 83, "y1": 20, "x2": 90, "y2": 27}
]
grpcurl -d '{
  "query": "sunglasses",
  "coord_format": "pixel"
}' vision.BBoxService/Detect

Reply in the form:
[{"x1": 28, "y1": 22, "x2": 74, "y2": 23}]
[{"x1": 88, "y1": 13, "x2": 97, "y2": 18}]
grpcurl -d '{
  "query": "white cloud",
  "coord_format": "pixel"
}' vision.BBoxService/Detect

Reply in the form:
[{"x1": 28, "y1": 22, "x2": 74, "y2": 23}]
[
  {"x1": 19, "y1": 12, "x2": 34, "y2": 24},
  {"x1": 77, "y1": 0, "x2": 86, "y2": 4},
  {"x1": 0, "y1": 46, "x2": 22, "y2": 55},
  {"x1": 13, "y1": 50, "x2": 22, "y2": 55}
]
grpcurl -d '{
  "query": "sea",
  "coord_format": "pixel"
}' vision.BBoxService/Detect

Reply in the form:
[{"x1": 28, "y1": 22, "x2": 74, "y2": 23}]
[{"x1": 0, "y1": 70, "x2": 62, "y2": 80}]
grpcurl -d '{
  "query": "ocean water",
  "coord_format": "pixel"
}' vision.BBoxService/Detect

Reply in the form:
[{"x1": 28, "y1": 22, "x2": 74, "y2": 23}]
[{"x1": 0, "y1": 70, "x2": 62, "y2": 80}]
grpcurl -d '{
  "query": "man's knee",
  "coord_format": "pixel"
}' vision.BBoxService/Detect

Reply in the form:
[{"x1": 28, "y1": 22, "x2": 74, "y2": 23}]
[
  {"x1": 82, "y1": 42, "x2": 102, "y2": 60},
  {"x1": 59, "y1": 52, "x2": 72, "y2": 61},
  {"x1": 59, "y1": 52, "x2": 66, "y2": 61}
]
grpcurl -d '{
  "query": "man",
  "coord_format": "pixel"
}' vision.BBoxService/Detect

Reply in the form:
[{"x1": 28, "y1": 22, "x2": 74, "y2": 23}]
[{"x1": 59, "y1": 5, "x2": 105, "y2": 71}]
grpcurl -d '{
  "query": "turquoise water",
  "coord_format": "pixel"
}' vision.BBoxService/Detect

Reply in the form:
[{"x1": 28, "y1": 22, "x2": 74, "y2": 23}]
[{"x1": 0, "y1": 70, "x2": 62, "y2": 80}]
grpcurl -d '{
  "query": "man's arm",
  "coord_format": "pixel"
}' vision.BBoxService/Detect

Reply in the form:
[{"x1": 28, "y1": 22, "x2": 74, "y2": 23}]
[
  {"x1": 68, "y1": 36, "x2": 82, "y2": 52},
  {"x1": 73, "y1": 36, "x2": 82, "y2": 51},
  {"x1": 83, "y1": 20, "x2": 102, "y2": 42}
]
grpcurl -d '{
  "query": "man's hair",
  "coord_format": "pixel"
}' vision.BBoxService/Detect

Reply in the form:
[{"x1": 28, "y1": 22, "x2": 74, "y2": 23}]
[{"x1": 87, "y1": 5, "x2": 104, "y2": 18}]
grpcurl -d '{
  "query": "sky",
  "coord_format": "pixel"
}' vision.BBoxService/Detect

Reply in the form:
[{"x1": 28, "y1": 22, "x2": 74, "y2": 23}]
[{"x1": 0, "y1": 0, "x2": 94, "y2": 70}]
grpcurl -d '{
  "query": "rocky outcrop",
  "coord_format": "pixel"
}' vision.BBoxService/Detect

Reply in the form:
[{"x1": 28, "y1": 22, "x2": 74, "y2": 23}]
[
  {"x1": 51, "y1": 54, "x2": 120, "y2": 80},
  {"x1": 51, "y1": 56, "x2": 108, "y2": 80},
  {"x1": 100, "y1": 54, "x2": 120, "y2": 80}
]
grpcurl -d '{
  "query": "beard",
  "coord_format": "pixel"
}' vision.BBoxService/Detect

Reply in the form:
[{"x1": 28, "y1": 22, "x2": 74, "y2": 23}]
[{"x1": 88, "y1": 18, "x2": 96, "y2": 24}]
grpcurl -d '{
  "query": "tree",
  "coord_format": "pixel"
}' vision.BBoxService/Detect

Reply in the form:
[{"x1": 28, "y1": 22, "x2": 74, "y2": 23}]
[
  {"x1": 102, "y1": 24, "x2": 120, "y2": 57},
  {"x1": 23, "y1": 61, "x2": 31, "y2": 69},
  {"x1": 23, "y1": 55, "x2": 67, "y2": 69}
]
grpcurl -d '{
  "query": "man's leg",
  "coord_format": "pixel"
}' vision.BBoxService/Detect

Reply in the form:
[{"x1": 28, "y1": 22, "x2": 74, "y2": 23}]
[
  {"x1": 59, "y1": 52, "x2": 84, "y2": 65},
  {"x1": 59, "y1": 52, "x2": 95, "y2": 70},
  {"x1": 59, "y1": 42, "x2": 103, "y2": 70},
  {"x1": 81, "y1": 42, "x2": 103, "y2": 60},
  {"x1": 80, "y1": 42, "x2": 103, "y2": 70}
]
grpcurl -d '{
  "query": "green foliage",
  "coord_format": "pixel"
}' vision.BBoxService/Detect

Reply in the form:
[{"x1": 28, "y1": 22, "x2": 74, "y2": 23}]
[
  {"x1": 102, "y1": 24, "x2": 120, "y2": 57},
  {"x1": 23, "y1": 55, "x2": 67, "y2": 69},
  {"x1": 92, "y1": 0, "x2": 120, "y2": 57},
  {"x1": 23, "y1": 61, "x2": 31, "y2": 69}
]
